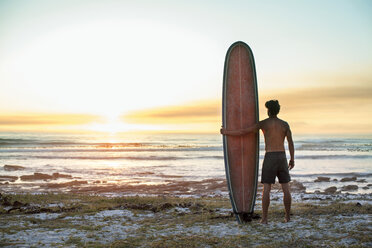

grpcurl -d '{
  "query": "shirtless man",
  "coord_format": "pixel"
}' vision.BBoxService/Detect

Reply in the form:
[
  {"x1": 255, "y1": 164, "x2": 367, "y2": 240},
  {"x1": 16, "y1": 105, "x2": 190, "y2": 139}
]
[{"x1": 220, "y1": 100, "x2": 295, "y2": 224}]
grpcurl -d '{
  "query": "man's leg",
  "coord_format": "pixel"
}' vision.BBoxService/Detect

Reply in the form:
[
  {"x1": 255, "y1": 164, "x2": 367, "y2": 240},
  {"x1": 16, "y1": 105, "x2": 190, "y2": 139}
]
[
  {"x1": 261, "y1": 183, "x2": 271, "y2": 224},
  {"x1": 281, "y1": 183, "x2": 291, "y2": 222}
]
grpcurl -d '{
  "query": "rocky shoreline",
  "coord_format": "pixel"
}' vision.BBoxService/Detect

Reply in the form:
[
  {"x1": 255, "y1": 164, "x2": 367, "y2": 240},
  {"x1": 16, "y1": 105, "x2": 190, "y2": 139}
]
[{"x1": 1, "y1": 165, "x2": 370, "y2": 197}]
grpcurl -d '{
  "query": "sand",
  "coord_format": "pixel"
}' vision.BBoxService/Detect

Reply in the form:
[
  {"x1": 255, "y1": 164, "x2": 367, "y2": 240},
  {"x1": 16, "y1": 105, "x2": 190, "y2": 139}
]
[{"x1": 0, "y1": 189, "x2": 371, "y2": 247}]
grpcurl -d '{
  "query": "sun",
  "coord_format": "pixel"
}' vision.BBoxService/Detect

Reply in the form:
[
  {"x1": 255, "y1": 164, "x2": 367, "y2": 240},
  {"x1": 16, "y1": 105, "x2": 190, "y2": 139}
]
[
  {"x1": 83, "y1": 110, "x2": 123, "y2": 134},
  {"x1": 84, "y1": 110, "x2": 161, "y2": 134}
]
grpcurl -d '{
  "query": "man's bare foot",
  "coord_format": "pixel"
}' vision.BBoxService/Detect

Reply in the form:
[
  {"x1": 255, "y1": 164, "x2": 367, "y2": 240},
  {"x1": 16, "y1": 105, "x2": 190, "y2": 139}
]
[
  {"x1": 260, "y1": 219, "x2": 268, "y2": 224},
  {"x1": 284, "y1": 216, "x2": 290, "y2": 223}
]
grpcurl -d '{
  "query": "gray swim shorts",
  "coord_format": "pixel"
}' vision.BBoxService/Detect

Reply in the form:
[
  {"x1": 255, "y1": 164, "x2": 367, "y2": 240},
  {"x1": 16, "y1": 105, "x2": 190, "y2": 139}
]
[{"x1": 261, "y1": 151, "x2": 291, "y2": 184}]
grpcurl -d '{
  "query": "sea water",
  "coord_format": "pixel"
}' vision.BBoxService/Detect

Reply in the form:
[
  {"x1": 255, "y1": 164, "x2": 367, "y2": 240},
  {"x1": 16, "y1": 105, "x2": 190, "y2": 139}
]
[{"x1": 0, "y1": 132, "x2": 371, "y2": 194}]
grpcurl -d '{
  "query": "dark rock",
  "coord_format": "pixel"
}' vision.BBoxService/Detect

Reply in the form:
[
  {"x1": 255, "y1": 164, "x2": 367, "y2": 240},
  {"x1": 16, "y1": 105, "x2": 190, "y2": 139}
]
[
  {"x1": 20, "y1": 173, "x2": 53, "y2": 181},
  {"x1": 324, "y1": 186, "x2": 337, "y2": 194},
  {"x1": 356, "y1": 179, "x2": 366, "y2": 183},
  {"x1": 12, "y1": 201, "x2": 26, "y2": 208},
  {"x1": 362, "y1": 186, "x2": 369, "y2": 190},
  {"x1": 3, "y1": 165, "x2": 26, "y2": 171},
  {"x1": 314, "y1": 177, "x2": 330, "y2": 182},
  {"x1": 52, "y1": 173, "x2": 72, "y2": 179},
  {"x1": 289, "y1": 180, "x2": 306, "y2": 192},
  {"x1": 46, "y1": 180, "x2": 88, "y2": 188},
  {"x1": 178, "y1": 202, "x2": 192, "y2": 208},
  {"x1": 340, "y1": 177, "x2": 357, "y2": 182},
  {"x1": 332, "y1": 179, "x2": 338, "y2": 181},
  {"x1": 20, "y1": 172, "x2": 72, "y2": 181},
  {"x1": 341, "y1": 185, "x2": 358, "y2": 191},
  {"x1": 368, "y1": 184, "x2": 372, "y2": 187},
  {"x1": 0, "y1": 175, "x2": 18, "y2": 182},
  {"x1": 159, "y1": 202, "x2": 173, "y2": 211},
  {"x1": 356, "y1": 202, "x2": 362, "y2": 207}
]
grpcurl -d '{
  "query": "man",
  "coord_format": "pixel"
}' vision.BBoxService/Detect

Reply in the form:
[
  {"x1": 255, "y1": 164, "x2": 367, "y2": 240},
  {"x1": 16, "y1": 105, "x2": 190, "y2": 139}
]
[{"x1": 220, "y1": 100, "x2": 294, "y2": 224}]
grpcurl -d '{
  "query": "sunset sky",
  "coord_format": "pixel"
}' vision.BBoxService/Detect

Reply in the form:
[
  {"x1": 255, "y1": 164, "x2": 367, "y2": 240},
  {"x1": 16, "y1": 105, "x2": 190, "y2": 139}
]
[{"x1": 0, "y1": 0, "x2": 371, "y2": 134}]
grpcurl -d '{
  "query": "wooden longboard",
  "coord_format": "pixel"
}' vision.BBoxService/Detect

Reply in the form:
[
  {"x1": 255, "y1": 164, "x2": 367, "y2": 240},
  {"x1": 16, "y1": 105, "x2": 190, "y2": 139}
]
[{"x1": 222, "y1": 41, "x2": 259, "y2": 223}]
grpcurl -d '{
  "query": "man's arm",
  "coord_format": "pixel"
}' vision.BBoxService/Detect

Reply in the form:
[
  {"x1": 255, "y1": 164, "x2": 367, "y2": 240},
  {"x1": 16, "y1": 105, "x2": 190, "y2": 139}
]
[
  {"x1": 220, "y1": 123, "x2": 260, "y2": 136},
  {"x1": 286, "y1": 124, "x2": 295, "y2": 170}
]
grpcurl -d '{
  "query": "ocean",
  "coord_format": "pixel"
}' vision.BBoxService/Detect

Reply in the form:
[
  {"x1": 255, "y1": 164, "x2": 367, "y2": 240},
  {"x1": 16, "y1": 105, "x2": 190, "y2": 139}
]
[{"x1": 0, "y1": 132, "x2": 371, "y2": 194}]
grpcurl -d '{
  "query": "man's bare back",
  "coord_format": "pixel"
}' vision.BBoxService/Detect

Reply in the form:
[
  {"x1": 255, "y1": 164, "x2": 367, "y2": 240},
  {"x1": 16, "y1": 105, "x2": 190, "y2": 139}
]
[{"x1": 259, "y1": 117, "x2": 291, "y2": 153}]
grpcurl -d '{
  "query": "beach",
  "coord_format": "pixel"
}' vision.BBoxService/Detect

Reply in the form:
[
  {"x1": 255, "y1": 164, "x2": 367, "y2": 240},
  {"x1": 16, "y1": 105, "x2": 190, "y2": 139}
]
[
  {"x1": 1, "y1": 191, "x2": 371, "y2": 247},
  {"x1": 0, "y1": 132, "x2": 371, "y2": 247}
]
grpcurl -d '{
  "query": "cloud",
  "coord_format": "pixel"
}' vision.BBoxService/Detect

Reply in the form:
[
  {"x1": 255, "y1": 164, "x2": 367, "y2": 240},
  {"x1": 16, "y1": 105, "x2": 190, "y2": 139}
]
[
  {"x1": 123, "y1": 85, "x2": 372, "y2": 134},
  {"x1": 260, "y1": 86, "x2": 372, "y2": 133},
  {"x1": 123, "y1": 100, "x2": 221, "y2": 124}
]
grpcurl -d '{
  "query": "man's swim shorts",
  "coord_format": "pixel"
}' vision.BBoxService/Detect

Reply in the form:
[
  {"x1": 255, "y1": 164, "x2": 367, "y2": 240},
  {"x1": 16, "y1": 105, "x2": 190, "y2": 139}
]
[{"x1": 261, "y1": 151, "x2": 291, "y2": 184}]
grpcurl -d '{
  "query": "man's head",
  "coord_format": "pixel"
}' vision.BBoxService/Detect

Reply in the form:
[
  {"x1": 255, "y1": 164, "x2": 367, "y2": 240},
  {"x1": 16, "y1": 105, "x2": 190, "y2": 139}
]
[{"x1": 265, "y1": 100, "x2": 280, "y2": 117}]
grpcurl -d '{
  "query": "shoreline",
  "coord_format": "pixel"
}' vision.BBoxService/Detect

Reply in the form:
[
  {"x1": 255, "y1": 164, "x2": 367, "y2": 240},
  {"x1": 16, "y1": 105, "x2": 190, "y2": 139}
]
[
  {"x1": 1, "y1": 164, "x2": 371, "y2": 196},
  {"x1": 1, "y1": 178, "x2": 370, "y2": 197}
]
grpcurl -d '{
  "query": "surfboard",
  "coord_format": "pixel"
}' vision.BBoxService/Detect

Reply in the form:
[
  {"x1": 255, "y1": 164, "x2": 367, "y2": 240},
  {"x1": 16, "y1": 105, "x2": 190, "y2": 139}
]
[{"x1": 222, "y1": 41, "x2": 259, "y2": 223}]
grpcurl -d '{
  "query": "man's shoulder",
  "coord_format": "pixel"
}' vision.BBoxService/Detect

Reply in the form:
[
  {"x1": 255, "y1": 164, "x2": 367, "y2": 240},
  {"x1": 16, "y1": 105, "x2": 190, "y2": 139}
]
[
  {"x1": 277, "y1": 118, "x2": 290, "y2": 131},
  {"x1": 259, "y1": 118, "x2": 271, "y2": 123},
  {"x1": 258, "y1": 118, "x2": 267, "y2": 124},
  {"x1": 258, "y1": 118, "x2": 269, "y2": 126},
  {"x1": 259, "y1": 118, "x2": 290, "y2": 130},
  {"x1": 260, "y1": 118, "x2": 288, "y2": 124}
]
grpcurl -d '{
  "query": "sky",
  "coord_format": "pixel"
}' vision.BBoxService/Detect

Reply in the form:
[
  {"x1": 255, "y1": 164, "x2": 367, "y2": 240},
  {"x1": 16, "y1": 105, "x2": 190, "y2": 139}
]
[{"x1": 0, "y1": 0, "x2": 371, "y2": 134}]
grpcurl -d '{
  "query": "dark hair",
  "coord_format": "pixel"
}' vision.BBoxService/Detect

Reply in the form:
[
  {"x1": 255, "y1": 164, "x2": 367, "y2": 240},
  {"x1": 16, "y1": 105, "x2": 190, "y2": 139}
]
[{"x1": 265, "y1": 100, "x2": 280, "y2": 116}]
